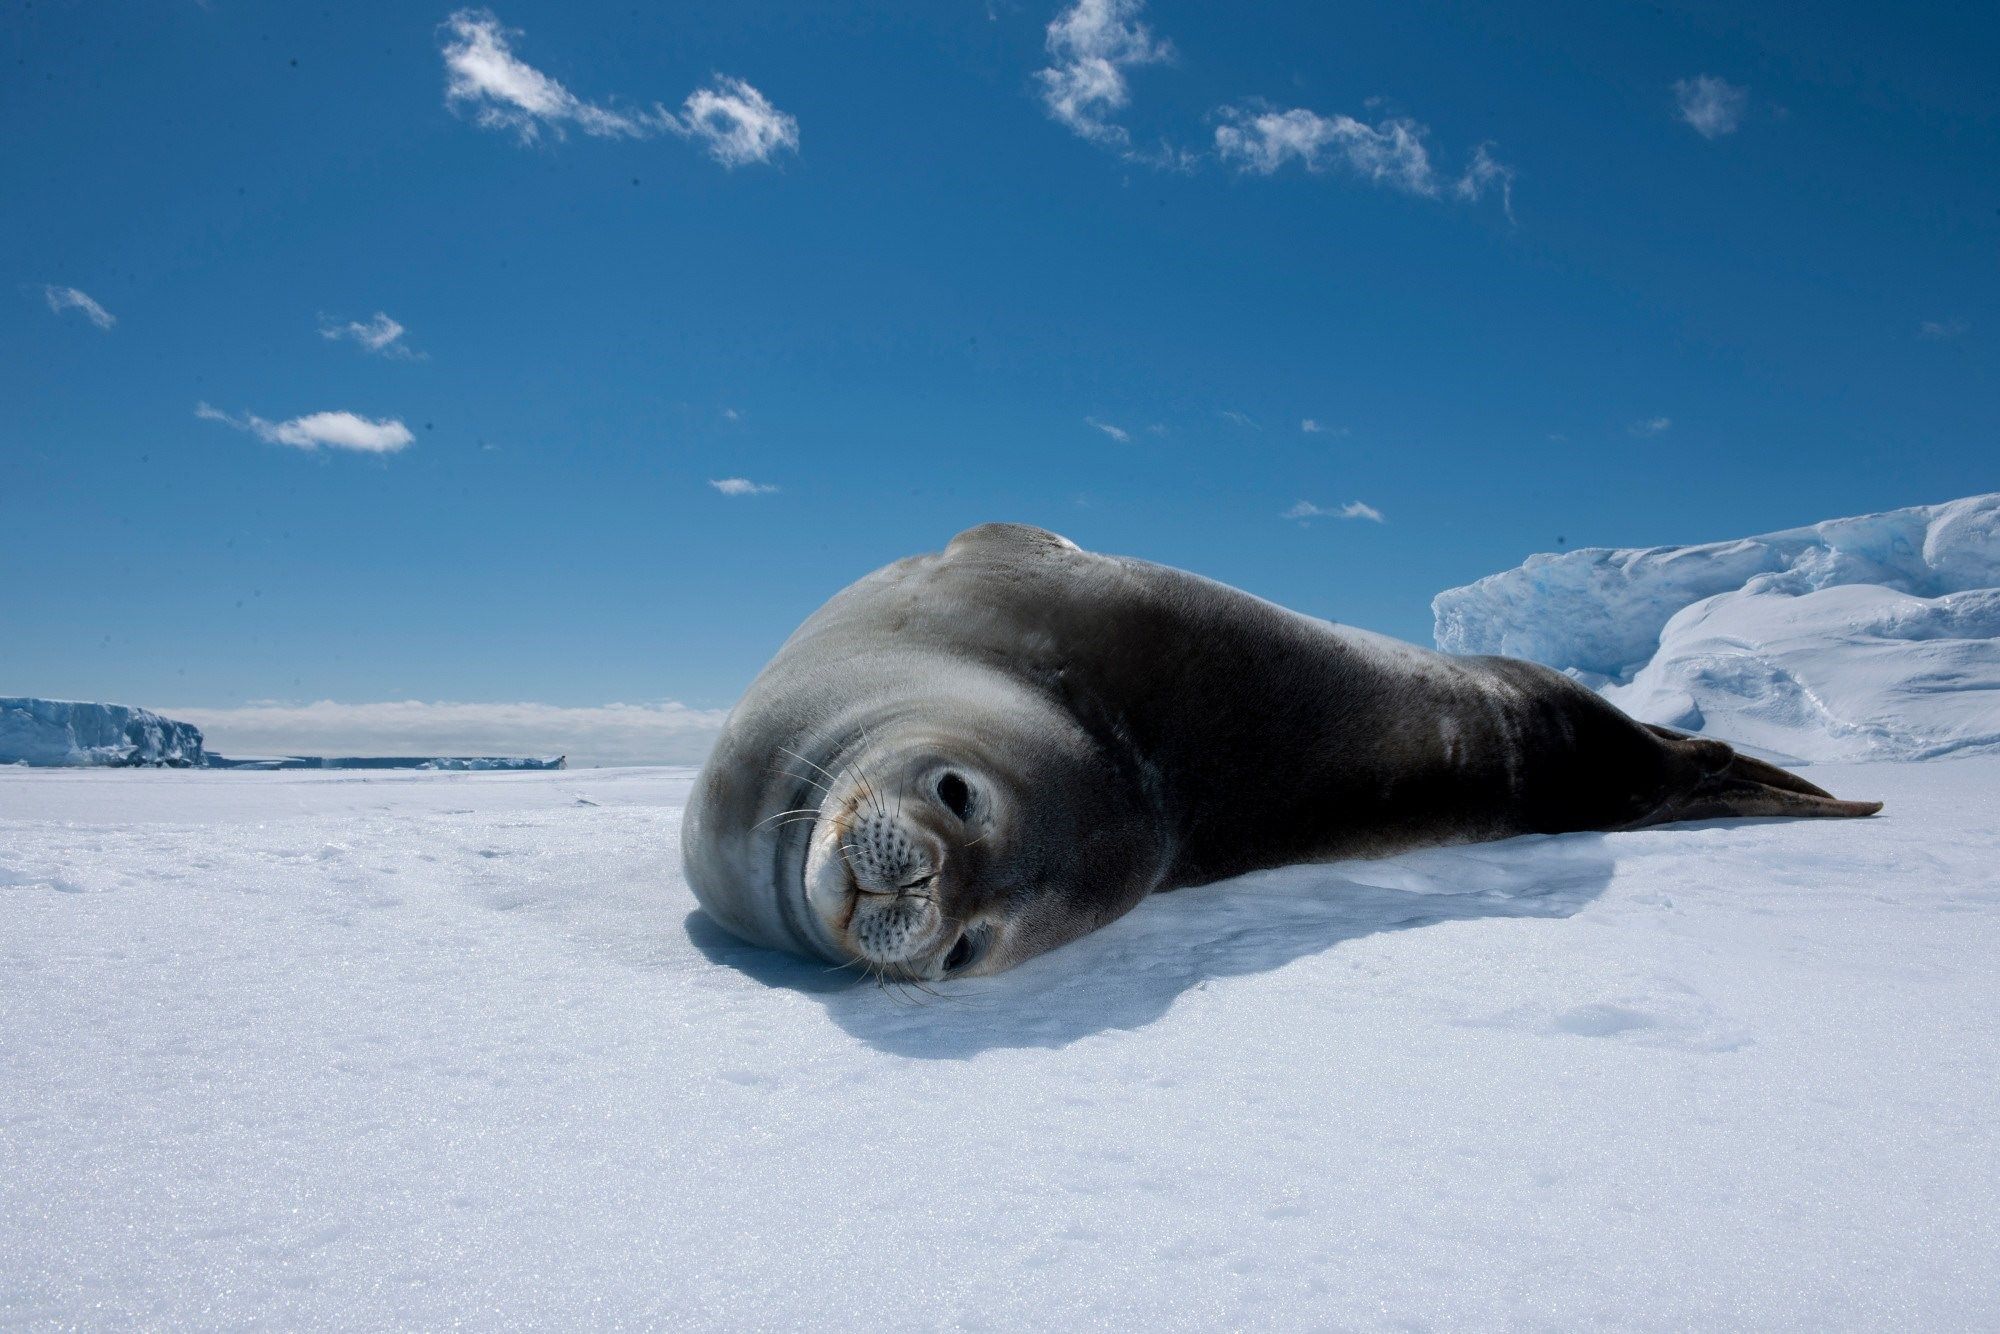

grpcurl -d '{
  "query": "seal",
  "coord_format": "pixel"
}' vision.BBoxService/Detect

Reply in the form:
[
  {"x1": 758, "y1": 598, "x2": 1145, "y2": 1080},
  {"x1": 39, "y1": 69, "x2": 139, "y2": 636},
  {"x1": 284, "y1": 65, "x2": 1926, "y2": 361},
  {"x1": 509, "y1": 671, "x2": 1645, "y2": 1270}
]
[{"x1": 683, "y1": 523, "x2": 1881, "y2": 980}]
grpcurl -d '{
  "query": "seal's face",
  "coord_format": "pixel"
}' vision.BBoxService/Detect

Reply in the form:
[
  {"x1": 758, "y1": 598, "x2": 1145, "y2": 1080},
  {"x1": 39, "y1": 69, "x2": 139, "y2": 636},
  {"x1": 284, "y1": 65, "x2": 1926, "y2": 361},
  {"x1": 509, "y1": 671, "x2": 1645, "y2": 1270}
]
[
  {"x1": 684, "y1": 648, "x2": 1166, "y2": 979},
  {"x1": 800, "y1": 750, "x2": 1012, "y2": 980}
]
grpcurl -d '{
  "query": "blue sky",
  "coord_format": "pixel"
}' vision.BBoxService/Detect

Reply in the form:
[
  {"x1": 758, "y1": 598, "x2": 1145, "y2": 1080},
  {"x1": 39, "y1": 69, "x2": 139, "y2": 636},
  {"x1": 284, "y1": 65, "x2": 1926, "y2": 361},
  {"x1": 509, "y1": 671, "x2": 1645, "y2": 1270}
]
[{"x1": 4, "y1": 0, "x2": 1995, "y2": 760}]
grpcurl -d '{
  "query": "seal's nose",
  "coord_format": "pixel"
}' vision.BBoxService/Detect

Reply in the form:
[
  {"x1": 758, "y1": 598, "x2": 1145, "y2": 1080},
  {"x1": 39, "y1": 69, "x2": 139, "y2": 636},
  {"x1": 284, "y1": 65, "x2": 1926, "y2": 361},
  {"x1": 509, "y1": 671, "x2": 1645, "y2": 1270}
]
[{"x1": 840, "y1": 807, "x2": 937, "y2": 895}]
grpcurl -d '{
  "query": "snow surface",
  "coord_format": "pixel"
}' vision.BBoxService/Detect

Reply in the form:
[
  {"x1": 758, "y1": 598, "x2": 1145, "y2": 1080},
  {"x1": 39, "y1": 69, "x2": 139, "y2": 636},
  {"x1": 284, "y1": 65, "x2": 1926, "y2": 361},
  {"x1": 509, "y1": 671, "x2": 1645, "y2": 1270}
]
[
  {"x1": 1432, "y1": 493, "x2": 2000, "y2": 762},
  {"x1": 4, "y1": 764, "x2": 1996, "y2": 1327},
  {"x1": 0, "y1": 697, "x2": 205, "y2": 768}
]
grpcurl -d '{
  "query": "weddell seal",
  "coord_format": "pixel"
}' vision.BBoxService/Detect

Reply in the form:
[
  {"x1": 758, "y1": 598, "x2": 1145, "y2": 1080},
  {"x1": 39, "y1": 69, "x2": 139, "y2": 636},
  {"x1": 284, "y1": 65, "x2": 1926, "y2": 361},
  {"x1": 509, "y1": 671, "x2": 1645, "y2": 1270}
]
[{"x1": 684, "y1": 524, "x2": 1880, "y2": 980}]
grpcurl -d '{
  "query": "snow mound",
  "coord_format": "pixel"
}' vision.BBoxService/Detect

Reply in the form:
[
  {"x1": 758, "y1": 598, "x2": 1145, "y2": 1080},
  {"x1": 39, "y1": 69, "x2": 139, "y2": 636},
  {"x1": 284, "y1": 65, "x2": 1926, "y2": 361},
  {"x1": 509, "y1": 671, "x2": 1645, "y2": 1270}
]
[
  {"x1": 0, "y1": 697, "x2": 206, "y2": 767},
  {"x1": 1432, "y1": 493, "x2": 2000, "y2": 763}
]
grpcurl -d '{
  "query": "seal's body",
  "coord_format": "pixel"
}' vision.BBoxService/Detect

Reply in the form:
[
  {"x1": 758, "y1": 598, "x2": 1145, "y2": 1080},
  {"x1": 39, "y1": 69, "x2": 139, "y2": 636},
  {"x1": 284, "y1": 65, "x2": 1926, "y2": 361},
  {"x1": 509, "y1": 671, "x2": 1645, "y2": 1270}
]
[{"x1": 685, "y1": 524, "x2": 1879, "y2": 979}]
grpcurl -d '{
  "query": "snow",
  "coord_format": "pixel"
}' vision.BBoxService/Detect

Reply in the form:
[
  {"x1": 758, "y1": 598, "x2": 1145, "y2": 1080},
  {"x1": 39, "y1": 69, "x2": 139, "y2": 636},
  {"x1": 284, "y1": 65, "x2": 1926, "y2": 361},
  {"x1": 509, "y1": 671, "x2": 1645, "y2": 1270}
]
[
  {"x1": 0, "y1": 697, "x2": 205, "y2": 768},
  {"x1": 1432, "y1": 493, "x2": 2000, "y2": 762},
  {"x1": 4, "y1": 763, "x2": 1996, "y2": 1327}
]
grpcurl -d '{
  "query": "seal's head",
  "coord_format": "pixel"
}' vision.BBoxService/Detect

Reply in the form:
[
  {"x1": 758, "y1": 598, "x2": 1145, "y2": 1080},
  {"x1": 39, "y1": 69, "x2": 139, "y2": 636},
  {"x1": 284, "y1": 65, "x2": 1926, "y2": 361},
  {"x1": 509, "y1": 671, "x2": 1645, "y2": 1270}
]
[
  {"x1": 684, "y1": 682, "x2": 1167, "y2": 980},
  {"x1": 682, "y1": 523, "x2": 1171, "y2": 979}
]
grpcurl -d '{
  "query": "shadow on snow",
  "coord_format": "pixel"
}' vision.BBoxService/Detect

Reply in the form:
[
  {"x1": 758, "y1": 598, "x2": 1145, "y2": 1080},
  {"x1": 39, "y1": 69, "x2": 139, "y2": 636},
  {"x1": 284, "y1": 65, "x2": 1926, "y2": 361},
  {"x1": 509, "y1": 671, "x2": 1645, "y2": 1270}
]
[{"x1": 685, "y1": 830, "x2": 1619, "y2": 1060}]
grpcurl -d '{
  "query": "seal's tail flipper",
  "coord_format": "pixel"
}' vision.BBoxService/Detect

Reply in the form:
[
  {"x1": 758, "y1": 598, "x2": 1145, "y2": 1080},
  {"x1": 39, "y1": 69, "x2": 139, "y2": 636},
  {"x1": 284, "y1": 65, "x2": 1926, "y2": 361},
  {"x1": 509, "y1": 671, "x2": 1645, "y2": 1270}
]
[{"x1": 1638, "y1": 727, "x2": 1884, "y2": 825}]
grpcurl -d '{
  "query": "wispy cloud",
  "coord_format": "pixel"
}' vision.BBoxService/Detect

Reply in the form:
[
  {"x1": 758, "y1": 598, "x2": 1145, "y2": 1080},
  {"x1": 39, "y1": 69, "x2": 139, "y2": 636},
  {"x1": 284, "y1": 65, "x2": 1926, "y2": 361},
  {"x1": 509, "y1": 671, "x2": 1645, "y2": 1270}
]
[
  {"x1": 171, "y1": 698, "x2": 729, "y2": 768},
  {"x1": 1220, "y1": 409, "x2": 1261, "y2": 430},
  {"x1": 197, "y1": 403, "x2": 414, "y2": 454},
  {"x1": 442, "y1": 9, "x2": 640, "y2": 140},
  {"x1": 1032, "y1": 1, "x2": 1508, "y2": 202},
  {"x1": 320, "y1": 311, "x2": 423, "y2": 360},
  {"x1": 1629, "y1": 416, "x2": 1672, "y2": 436},
  {"x1": 1285, "y1": 499, "x2": 1384, "y2": 524},
  {"x1": 677, "y1": 76, "x2": 800, "y2": 167},
  {"x1": 1919, "y1": 318, "x2": 1969, "y2": 340},
  {"x1": 1214, "y1": 105, "x2": 1514, "y2": 213},
  {"x1": 1674, "y1": 76, "x2": 1747, "y2": 138},
  {"x1": 1300, "y1": 418, "x2": 1350, "y2": 436},
  {"x1": 43, "y1": 285, "x2": 115, "y2": 330},
  {"x1": 1086, "y1": 416, "x2": 1131, "y2": 442},
  {"x1": 709, "y1": 477, "x2": 777, "y2": 496},
  {"x1": 440, "y1": 9, "x2": 797, "y2": 165},
  {"x1": 1036, "y1": 0, "x2": 1172, "y2": 153}
]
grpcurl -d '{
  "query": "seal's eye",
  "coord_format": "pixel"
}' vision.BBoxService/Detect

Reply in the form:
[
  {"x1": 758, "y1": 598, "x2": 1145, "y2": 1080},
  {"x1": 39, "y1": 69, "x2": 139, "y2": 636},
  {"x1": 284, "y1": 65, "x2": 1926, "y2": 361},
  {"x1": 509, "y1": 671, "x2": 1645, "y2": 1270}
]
[
  {"x1": 943, "y1": 932, "x2": 977, "y2": 973},
  {"x1": 936, "y1": 771, "x2": 972, "y2": 820}
]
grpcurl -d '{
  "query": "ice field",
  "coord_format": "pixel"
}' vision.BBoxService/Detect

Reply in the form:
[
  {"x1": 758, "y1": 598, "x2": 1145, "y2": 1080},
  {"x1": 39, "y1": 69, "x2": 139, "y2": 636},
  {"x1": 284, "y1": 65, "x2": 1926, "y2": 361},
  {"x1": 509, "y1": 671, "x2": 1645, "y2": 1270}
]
[{"x1": 4, "y1": 761, "x2": 1995, "y2": 1327}]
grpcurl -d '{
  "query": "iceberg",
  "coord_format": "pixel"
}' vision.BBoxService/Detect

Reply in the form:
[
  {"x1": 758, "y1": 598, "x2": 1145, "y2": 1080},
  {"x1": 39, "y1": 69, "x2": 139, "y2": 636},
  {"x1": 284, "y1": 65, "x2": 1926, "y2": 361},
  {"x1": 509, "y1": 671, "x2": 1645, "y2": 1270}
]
[
  {"x1": 0, "y1": 697, "x2": 207, "y2": 768},
  {"x1": 1432, "y1": 493, "x2": 2000, "y2": 763}
]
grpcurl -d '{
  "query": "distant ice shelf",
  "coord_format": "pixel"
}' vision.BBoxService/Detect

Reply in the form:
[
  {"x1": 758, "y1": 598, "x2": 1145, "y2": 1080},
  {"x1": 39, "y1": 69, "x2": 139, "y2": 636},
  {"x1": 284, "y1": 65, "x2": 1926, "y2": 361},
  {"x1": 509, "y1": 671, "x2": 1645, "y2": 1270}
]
[
  {"x1": 205, "y1": 754, "x2": 566, "y2": 771},
  {"x1": 1, "y1": 698, "x2": 562, "y2": 770},
  {"x1": 0, "y1": 697, "x2": 207, "y2": 768},
  {"x1": 1433, "y1": 492, "x2": 2000, "y2": 763}
]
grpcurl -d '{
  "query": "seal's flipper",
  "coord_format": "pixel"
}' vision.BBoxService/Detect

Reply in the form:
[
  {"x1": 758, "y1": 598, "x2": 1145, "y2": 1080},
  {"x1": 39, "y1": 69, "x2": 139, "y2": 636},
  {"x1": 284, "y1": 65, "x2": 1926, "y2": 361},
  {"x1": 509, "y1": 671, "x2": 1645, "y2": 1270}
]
[{"x1": 1638, "y1": 734, "x2": 1882, "y2": 825}]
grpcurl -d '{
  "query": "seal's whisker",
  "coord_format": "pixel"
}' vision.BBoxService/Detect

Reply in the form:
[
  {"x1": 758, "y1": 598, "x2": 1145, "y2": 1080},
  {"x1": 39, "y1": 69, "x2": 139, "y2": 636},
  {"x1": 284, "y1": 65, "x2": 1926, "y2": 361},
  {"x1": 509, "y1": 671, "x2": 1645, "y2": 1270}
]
[
  {"x1": 849, "y1": 756, "x2": 888, "y2": 819},
  {"x1": 851, "y1": 728, "x2": 893, "y2": 820},
  {"x1": 765, "y1": 766, "x2": 832, "y2": 797},
  {"x1": 751, "y1": 806, "x2": 822, "y2": 831},
  {"x1": 774, "y1": 745, "x2": 843, "y2": 787}
]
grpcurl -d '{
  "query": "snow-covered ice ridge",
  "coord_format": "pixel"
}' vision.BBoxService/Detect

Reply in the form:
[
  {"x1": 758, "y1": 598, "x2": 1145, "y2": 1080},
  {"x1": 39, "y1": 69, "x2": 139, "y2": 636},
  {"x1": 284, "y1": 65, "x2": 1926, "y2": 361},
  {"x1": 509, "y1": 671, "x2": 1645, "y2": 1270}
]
[
  {"x1": 1433, "y1": 492, "x2": 2000, "y2": 762},
  {"x1": 0, "y1": 696, "x2": 206, "y2": 767},
  {"x1": 3, "y1": 763, "x2": 1995, "y2": 1326}
]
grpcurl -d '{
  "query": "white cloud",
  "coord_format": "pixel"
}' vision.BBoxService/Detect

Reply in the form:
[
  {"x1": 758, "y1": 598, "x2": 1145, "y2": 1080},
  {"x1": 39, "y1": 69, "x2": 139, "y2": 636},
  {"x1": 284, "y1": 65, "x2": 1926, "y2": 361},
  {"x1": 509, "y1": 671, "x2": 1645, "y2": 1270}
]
[
  {"x1": 1919, "y1": 318, "x2": 1969, "y2": 340},
  {"x1": 676, "y1": 76, "x2": 800, "y2": 167},
  {"x1": 320, "y1": 311, "x2": 423, "y2": 360},
  {"x1": 1033, "y1": 1, "x2": 1504, "y2": 195},
  {"x1": 1216, "y1": 107, "x2": 1429, "y2": 187},
  {"x1": 171, "y1": 698, "x2": 728, "y2": 768},
  {"x1": 710, "y1": 477, "x2": 777, "y2": 495},
  {"x1": 1285, "y1": 499, "x2": 1384, "y2": 524},
  {"x1": 1300, "y1": 419, "x2": 1350, "y2": 436},
  {"x1": 440, "y1": 10, "x2": 796, "y2": 165},
  {"x1": 1036, "y1": 0, "x2": 1172, "y2": 152},
  {"x1": 1086, "y1": 416, "x2": 1131, "y2": 442},
  {"x1": 197, "y1": 403, "x2": 414, "y2": 454},
  {"x1": 1452, "y1": 142, "x2": 1516, "y2": 214},
  {"x1": 43, "y1": 285, "x2": 115, "y2": 329},
  {"x1": 1674, "y1": 76, "x2": 1747, "y2": 139},
  {"x1": 1630, "y1": 416, "x2": 1673, "y2": 436},
  {"x1": 442, "y1": 8, "x2": 642, "y2": 140},
  {"x1": 1214, "y1": 105, "x2": 1513, "y2": 212},
  {"x1": 1220, "y1": 409, "x2": 1260, "y2": 430}
]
